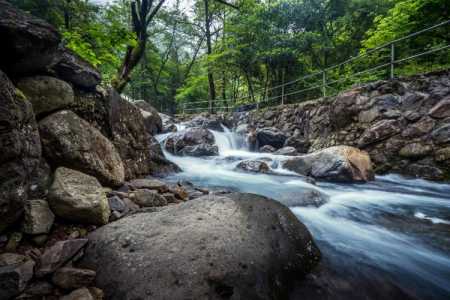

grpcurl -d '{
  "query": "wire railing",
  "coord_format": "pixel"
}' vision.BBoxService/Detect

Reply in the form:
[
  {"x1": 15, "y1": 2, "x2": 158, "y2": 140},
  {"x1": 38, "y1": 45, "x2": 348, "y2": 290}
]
[{"x1": 180, "y1": 20, "x2": 450, "y2": 114}]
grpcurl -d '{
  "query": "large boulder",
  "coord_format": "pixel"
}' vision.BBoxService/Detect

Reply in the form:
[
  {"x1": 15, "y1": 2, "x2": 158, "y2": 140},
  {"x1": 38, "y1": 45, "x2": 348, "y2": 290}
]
[
  {"x1": 256, "y1": 127, "x2": 288, "y2": 150},
  {"x1": 39, "y1": 110, "x2": 125, "y2": 187},
  {"x1": 282, "y1": 146, "x2": 374, "y2": 182},
  {"x1": 48, "y1": 46, "x2": 101, "y2": 91},
  {"x1": 72, "y1": 88, "x2": 179, "y2": 178},
  {"x1": 106, "y1": 90, "x2": 155, "y2": 179},
  {"x1": 17, "y1": 75, "x2": 74, "y2": 117},
  {"x1": 48, "y1": 167, "x2": 110, "y2": 225},
  {"x1": 134, "y1": 100, "x2": 163, "y2": 135},
  {"x1": 81, "y1": 193, "x2": 320, "y2": 300},
  {"x1": 0, "y1": 0, "x2": 60, "y2": 76},
  {"x1": 165, "y1": 127, "x2": 219, "y2": 156},
  {"x1": 0, "y1": 70, "x2": 41, "y2": 233}
]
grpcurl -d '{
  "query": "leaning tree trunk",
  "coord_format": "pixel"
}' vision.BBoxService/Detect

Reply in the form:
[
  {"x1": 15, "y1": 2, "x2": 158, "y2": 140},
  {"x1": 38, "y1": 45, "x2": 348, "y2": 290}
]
[{"x1": 204, "y1": 0, "x2": 216, "y2": 113}]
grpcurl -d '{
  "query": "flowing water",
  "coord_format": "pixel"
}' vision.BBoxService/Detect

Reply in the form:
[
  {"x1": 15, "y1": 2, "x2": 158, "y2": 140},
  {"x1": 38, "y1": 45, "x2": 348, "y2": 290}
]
[{"x1": 156, "y1": 125, "x2": 450, "y2": 299}]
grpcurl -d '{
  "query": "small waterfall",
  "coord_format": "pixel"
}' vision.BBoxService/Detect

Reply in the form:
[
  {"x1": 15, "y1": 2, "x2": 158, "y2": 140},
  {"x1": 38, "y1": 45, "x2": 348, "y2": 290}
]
[{"x1": 211, "y1": 124, "x2": 247, "y2": 155}]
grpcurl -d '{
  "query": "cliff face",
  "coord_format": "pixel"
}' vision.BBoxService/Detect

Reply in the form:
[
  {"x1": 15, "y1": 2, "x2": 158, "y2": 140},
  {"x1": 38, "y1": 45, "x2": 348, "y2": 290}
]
[{"x1": 233, "y1": 70, "x2": 450, "y2": 181}]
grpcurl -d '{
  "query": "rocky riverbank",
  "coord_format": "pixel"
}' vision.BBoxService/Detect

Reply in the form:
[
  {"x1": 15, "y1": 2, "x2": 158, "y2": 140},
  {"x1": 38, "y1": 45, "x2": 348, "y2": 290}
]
[
  {"x1": 0, "y1": 2, "x2": 321, "y2": 299},
  {"x1": 223, "y1": 70, "x2": 450, "y2": 181}
]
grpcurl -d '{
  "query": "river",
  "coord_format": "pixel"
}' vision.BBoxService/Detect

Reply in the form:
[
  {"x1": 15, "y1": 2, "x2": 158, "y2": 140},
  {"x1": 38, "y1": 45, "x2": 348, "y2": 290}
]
[{"x1": 156, "y1": 124, "x2": 450, "y2": 300}]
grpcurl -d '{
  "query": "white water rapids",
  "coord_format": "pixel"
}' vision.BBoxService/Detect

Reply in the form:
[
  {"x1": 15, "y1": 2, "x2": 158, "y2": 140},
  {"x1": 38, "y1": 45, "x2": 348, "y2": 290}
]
[{"x1": 156, "y1": 125, "x2": 450, "y2": 299}]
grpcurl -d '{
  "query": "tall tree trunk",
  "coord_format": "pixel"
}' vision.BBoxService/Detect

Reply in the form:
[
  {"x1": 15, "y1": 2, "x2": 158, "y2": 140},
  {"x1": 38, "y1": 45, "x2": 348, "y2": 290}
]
[
  {"x1": 204, "y1": 0, "x2": 216, "y2": 113},
  {"x1": 112, "y1": 0, "x2": 166, "y2": 93},
  {"x1": 244, "y1": 71, "x2": 255, "y2": 103}
]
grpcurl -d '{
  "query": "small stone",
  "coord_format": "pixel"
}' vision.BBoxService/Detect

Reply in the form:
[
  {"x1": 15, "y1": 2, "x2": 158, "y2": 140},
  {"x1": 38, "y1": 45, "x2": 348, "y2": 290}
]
[
  {"x1": 60, "y1": 287, "x2": 94, "y2": 300},
  {"x1": 108, "y1": 196, "x2": 126, "y2": 212},
  {"x1": 32, "y1": 234, "x2": 49, "y2": 246},
  {"x1": 429, "y1": 97, "x2": 450, "y2": 119},
  {"x1": 109, "y1": 211, "x2": 122, "y2": 221},
  {"x1": 88, "y1": 287, "x2": 104, "y2": 300},
  {"x1": 24, "y1": 281, "x2": 54, "y2": 296},
  {"x1": 52, "y1": 267, "x2": 96, "y2": 290},
  {"x1": 0, "y1": 253, "x2": 35, "y2": 299},
  {"x1": 5, "y1": 232, "x2": 22, "y2": 252},
  {"x1": 130, "y1": 189, "x2": 167, "y2": 207},
  {"x1": 36, "y1": 239, "x2": 88, "y2": 277},
  {"x1": 22, "y1": 199, "x2": 55, "y2": 235},
  {"x1": 435, "y1": 147, "x2": 450, "y2": 162},
  {"x1": 162, "y1": 193, "x2": 178, "y2": 204},
  {"x1": 399, "y1": 143, "x2": 433, "y2": 159},
  {"x1": 259, "y1": 145, "x2": 276, "y2": 153}
]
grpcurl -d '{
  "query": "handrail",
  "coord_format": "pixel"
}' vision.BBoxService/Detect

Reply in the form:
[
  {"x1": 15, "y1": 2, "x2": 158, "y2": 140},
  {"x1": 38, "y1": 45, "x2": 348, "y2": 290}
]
[{"x1": 181, "y1": 20, "x2": 450, "y2": 114}]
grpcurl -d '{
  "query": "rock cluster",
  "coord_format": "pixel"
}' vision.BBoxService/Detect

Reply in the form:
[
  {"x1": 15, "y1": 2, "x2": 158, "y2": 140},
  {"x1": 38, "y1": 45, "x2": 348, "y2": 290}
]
[
  {"x1": 0, "y1": 3, "x2": 186, "y2": 299},
  {"x1": 0, "y1": 3, "x2": 323, "y2": 300},
  {"x1": 165, "y1": 127, "x2": 219, "y2": 156},
  {"x1": 232, "y1": 71, "x2": 450, "y2": 180}
]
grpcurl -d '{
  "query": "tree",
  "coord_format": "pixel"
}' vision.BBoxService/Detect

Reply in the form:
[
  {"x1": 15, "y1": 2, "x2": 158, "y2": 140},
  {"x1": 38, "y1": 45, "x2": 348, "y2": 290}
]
[{"x1": 112, "y1": 0, "x2": 166, "y2": 93}]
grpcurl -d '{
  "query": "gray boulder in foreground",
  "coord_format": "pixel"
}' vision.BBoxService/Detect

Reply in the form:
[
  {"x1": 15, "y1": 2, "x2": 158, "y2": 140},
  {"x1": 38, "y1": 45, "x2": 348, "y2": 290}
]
[{"x1": 81, "y1": 193, "x2": 320, "y2": 300}]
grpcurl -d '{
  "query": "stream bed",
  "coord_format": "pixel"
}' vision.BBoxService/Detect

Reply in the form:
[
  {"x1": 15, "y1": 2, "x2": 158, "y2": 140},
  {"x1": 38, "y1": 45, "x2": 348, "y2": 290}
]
[{"x1": 157, "y1": 125, "x2": 450, "y2": 299}]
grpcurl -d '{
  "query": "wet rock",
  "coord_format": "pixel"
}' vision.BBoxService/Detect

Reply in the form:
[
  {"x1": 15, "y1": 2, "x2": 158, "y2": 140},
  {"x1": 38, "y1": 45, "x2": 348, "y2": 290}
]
[
  {"x1": 52, "y1": 267, "x2": 96, "y2": 290},
  {"x1": 36, "y1": 238, "x2": 88, "y2": 277},
  {"x1": 108, "y1": 196, "x2": 126, "y2": 213},
  {"x1": 0, "y1": 0, "x2": 60, "y2": 75},
  {"x1": 48, "y1": 167, "x2": 110, "y2": 225},
  {"x1": 283, "y1": 146, "x2": 374, "y2": 182},
  {"x1": 159, "y1": 113, "x2": 177, "y2": 133},
  {"x1": 0, "y1": 253, "x2": 35, "y2": 299},
  {"x1": 39, "y1": 110, "x2": 125, "y2": 187},
  {"x1": 22, "y1": 199, "x2": 55, "y2": 235},
  {"x1": 260, "y1": 145, "x2": 276, "y2": 153},
  {"x1": 48, "y1": 46, "x2": 101, "y2": 90},
  {"x1": 187, "y1": 115, "x2": 225, "y2": 131},
  {"x1": 81, "y1": 193, "x2": 321, "y2": 300},
  {"x1": 358, "y1": 119, "x2": 401, "y2": 147},
  {"x1": 127, "y1": 178, "x2": 169, "y2": 193},
  {"x1": 17, "y1": 76, "x2": 74, "y2": 117},
  {"x1": 235, "y1": 160, "x2": 270, "y2": 173},
  {"x1": 60, "y1": 287, "x2": 95, "y2": 300},
  {"x1": 405, "y1": 163, "x2": 444, "y2": 180},
  {"x1": 276, "y1": 189, "x2": 329, "y2": 208},
  {"x1": 165, "y1": 127, "x2": 218, "y2": 156},
  {"x1": 134, "y1": 100, "x2": 162, "y2": 134},
  {"x1": 399, "y1": 143, "x2": 432, "y2": 159},
  {"x1": 274, "y1": 146, "x2": 298, "y2": 156},
  {"x1": 130, "y1": 189, "x2": 167, "y2": 207},
  {"x1": 431, "y1": 124, "x2": 450, "y2": 144},
  {"x1": 284, "y1": 136, "x2": 310, "y2": 154},
  {"x1": 256, "y1": 127, "x2": 288, "y2": 149},
  {"x1": 0, "y1": 70, "x2": 41, "y2": 233},
  {"x1": 429, "y1": 97, "x2": 450, "y2": 119}
]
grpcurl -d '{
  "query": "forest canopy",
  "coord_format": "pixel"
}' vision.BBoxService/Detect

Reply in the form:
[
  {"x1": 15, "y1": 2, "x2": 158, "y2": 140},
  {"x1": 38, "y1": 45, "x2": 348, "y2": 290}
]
[{"x1": 10, "y1": 0, "x2": 450, "y2": 113}]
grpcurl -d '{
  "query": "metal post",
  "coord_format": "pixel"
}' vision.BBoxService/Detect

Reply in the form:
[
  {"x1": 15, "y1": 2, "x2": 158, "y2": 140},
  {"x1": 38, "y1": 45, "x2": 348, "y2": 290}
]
[
  {"x1": 182, "y1": 103, "x2": 186, "y2": 115},
  {"x1": 281, "y1": 69, "x2": 285, "y2": 105},
  {"x1": 322, "y1": 71, "x2": 326, "y2": 97},
  {"x1": 390, "y1": 43, "x2": 395, "y2": 79}
]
